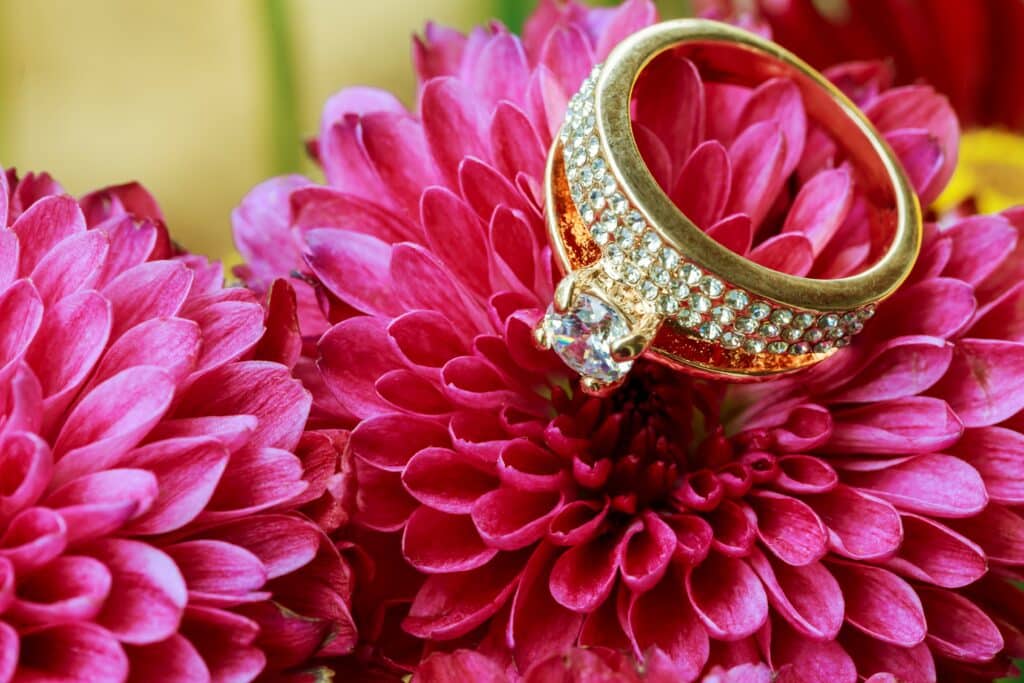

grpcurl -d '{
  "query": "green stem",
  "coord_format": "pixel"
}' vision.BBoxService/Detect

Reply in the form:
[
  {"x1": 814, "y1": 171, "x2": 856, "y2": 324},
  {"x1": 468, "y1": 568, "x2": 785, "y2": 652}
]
[{"x1": 260, "y1": 0, "x2": 303, "y2": 174}]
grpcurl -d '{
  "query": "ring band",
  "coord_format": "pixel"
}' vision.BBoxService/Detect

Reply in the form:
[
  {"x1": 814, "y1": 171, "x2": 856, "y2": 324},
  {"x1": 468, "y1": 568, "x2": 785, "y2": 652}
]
[{"x1": 534, "y1": 19, "x2": 921, "y2": 393}]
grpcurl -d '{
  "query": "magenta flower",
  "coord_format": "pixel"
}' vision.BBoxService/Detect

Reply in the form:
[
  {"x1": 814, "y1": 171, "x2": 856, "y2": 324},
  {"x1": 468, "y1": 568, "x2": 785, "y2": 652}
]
[
  {"x1": 0, "y1": 170, "x2": 355, "y2": 682},
  {"x1": 235, "y1": 1, "x2": 1021, "y2": 680}
]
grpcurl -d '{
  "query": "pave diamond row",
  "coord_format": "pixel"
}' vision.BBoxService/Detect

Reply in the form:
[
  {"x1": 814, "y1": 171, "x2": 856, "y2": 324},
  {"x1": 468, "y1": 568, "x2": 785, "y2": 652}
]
[{"x1": 558, "y1": 67, "x2": 873, "y2": 355}]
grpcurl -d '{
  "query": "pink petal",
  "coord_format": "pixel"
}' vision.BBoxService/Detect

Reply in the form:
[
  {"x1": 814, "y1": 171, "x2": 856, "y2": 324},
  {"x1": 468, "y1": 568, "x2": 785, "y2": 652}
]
[
  {"x1": 29, "y1": 228, "x2": 108, "y2": 305},
  {"x1": 826, "y1": 336, "x2": 953, "y2": 403},
  {"x1": 319, "y1": 317, "x2": 403, "y2": 419},
  {"x1": 18, "y1": 623, "x2": 128, "y2": 683},
  {"x1": 840, "y1": 454, "x2": 987, "y2": 517},
  {"x1": 10, "y1": 194, "x2": 86, "y2": 273},
  {"x1": 782, "y1": 168, "x2": 853, "y2": 256},
  {"x1": 953, "y1": 426, "x2": 1024, "y2": 504},
  {"x1": 805, "y1": 485, "x2": 902, "y2": 560},
  {"x1": 768, "y1": 617, "x2": 856, "y2": 683},
  {"x1": 687, "y1": 553, "x2": 769, "y2": 640},
  {"x1": 119, "y1": 437, "x2": 230, "y2": 534},
  {"x1": 174, "y1": 360, "x2": 310, "y2": 452},
  {"x1": 0, "y1": 621, "x2": 15, "y2": 683},
  {"x1": 634, "y1": 54, "x2": 704, "y2": 171},
  {"x1": 187, "y1": 300, "x2": 265, "y2": 372},
  {"x1": 376, "y1": 368, "x2": 452, "y2": 415},
  {"x1": 0, "y1": 507, "x2": 67, "y2": 572},
  {"x1": 101, "y1": 260, "x2": 193, "y2": 339},
  {"x1": 126, "y1": 634, "x2": 211, "y2": 683},
  {"x1": 89, "y1": 317, "x2": 200, "y2": 389},
  {"x1": 391, "y1": 243, "x2": 489, "y2": 334},
  {"x1": 351, "y1": 413, "x2": 449, "y2": 473},
  {"x1": 842, "y1": 629, "x2": 936, "y2": 683},
  {"x1": 51, "y1": 366, "x2": 175, "y2": 486},
  {"x1": 403, "y1": 447, "x2": 497, "y2": 514},
  {"x1": 388, "y1": 311, "x2": 467, "y2": 373},
  {"x1": 748, "y1": 550, "x2": 843, "y2": 640},
  {"x1": 421, "y1": 77, "x2": 486, "y2": 188},
  {"x1": 7, "y1": 555, "x2": 110, "y2": 625},
  {"x1": 827, "y1": 560, "x2": 926, "y2": 646},
  {"x1": 47, "y1": 468, "x2": 157, "y2": 543},
  {"x1": 93, "y1": 217, "x2": 162, "y2": 288},
  {"x1": 360, "y1": 111, "x2": 437, "y2": 220},
  {"x1": 0, "y1": 230, "x2": 17, "y2": 289},
  {"x1": 749, "y1": 233, "x2": 814, "y2": 276},
  {"x1": 919, "y1": 587, "x2": 1003, "y2": 663},
  {"x1": 490, "y1": 100, "x2": 547, "y2": 184},
  {"x1": 404, "y1": 506, "x2": 497, "y2": 573},
  {"x1": 166, "y1": 539, "x2": 266, "y2": 599},
  {"x1": 197, "y1": 515, "x2": 319, "y2": 579},
  {"x1": 627, "y1": 564, "x2": 709, "y2": 679},
  {"x1": 942, "y1": 215, "x2": 1018, "y2": 286},
  {"x1": 593, "y1": 0, "x2": 657, "y2": 59},
  {"x1": 827, "y1": 397, "x2": 962, "y2": 454},
  {"x1": 674, "y1": 142, "x2": 732, "y2": 231},
  {"x1": 303, "y1": 227, "x2": 399, "y2": 317},
  {"x1": 870, "y1": 277, "x2": 975, "y2": 339},
  {"x1": 0, "y1": 431, "x2": 51, "y2": 524},
  {"x1": 413, "y1": 650, "x2": 507, "y2": 683},
  {"x1": 290, "y1": 185, "x2": 416, "y2": 244},
  {"x1": 933, "y1": 339, "x2": 1024, "y2": 428},
  {"x1": 884, "y1": 130, "x2": 943, "y2": 202},
  {"x1": 85, "y1": 538, "x2": 187, "y2": 644},
  {"x1": 736, "y1": 78, "x2": 806, "y2": 177},
  {"x1": 472, "y1": 488, "x2": 561, "y2": 551},
  {"x1": 726, "y1": 121, "x2": 787, "y2": 230},
  {"x1": 421, "y1": 187, "x2": 489, "y2": 298},
  {"x1": 619, "y1": 512, "x2": 676, "y2": 592},
  {"x1": 470, "y1": 32, "x2": 530, "y2": 111},
  {"x1": 509, "y1": 545, "x2": 586, "y2": 671},
  {"x1": 0, "y1": 279, "x2": 44, "y2": 380},
  {"x1": 404, "y1": 552, "x2": 524, "y2": 640},
  {"x1": 203, "y1": 446, "x2": 307, "y2": 520},
  {"x1": 354, "y1": 461, "x2": 418, "y2": 532},
  {"x1": 458, "y1": 156, "x2": 536, "y2": 225},
  {"x1": 749, "y1": 492, "x2": 827, "y2": 566},
  {"x1": 549, "y1": 535, "x2": 618, "y2": 612},
  {"x1": 774, "y1": 455, "x2": 838, "y2": 495},
  {"x1": 885, "y1": 514, "x2": 986, "y2": 588},
  {"x1": 180, "y1": 606, "x2": 265, "y2": 683},
  {"x1": 947, "y1": 503, "x2": 1024, "y2": 566}
]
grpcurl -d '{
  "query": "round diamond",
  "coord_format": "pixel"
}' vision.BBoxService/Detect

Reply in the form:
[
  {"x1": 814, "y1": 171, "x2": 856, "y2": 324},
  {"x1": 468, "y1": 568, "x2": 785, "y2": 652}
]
[
  {"x1": 819, "y1": 313, "x2": 840, "y2": 329},
  {"x1": 791, "y1": 342, "x2": 811, "y2": 355},
  {"x1": 579, "y1": 203, "x2": 595, "y2": 224},
  {"x1": 814, "y1": 341, "x2": 834, "y2": 353},
  {"x1": 760, "y1": 323, "x2": 780, "y2": 338},
  {"x1": 711, "y1": 306, "x2": 735, "y2": 325},
  {"x1": 601, "y1": 174, "x2": 617, "y2": 196},
  {"x1": 678, "y1": 310, "x2": 702, "y2": 328},
  {"x1": 542, "y1": 293, "x2": 634, "y2": 382},
  {"x1": 642, "y1": 231, "x2": 662, "y2": 253},
  {"x1": 846, "y1": 320, "x2": 865, "y2": 335},
  {"x1": 651, "y1": 267, "x2": 670, "y2": 287},
  {"x1": 804, "y1": 328, "x2": 824, "y2": 343},
  {"x1": 689, "y1": 293, "x2": 712, "y2": 314},
  {"x1": 725, "y1": 290, "x2": 749, "y2": 310},
  {"x1": 793, "y1": 312, "x2": 815, "y2": 329},
  {"x1": 641, "y1": 280, "x2": 659, "y2": 301},
  {"x1": 750, "y1": 302, "x2": 771, "y2": 320},
  {"x1": 735, "y1": 317, "x2": 757, "y2": 335},
  {"x1": 680, "y1": 264, "x2": 702, "y2": 286},
  {"x1": 591, "y1": 157, "x2": 607, "y2": 181},
  {"x1": 699, "y1": 322, "x2": 723, "y2": 341},
  {"x1": 599, "y1": 212, "x2": 618, "y2": 233},
  {"x1": 627, "y1": 210, "x2": 646, "y2": 233},
  {"x1": 587, "y1": 136, "x2": 600, "y2": 158},
  {"x1": 610, "y1": 193, "x2": 628, "y2": 214},
  {"x1": 623, "y1": 265, "x2": 642, "y2": 285},
  {"x1": 660, "y1": 248, "x2": 680, "y2": 271},
  {"x1": 744, "y1": 338, "x2": 766, "y2": 354},
  {"x1": 579, "y1": 167, "x2": 593, "y2": 187},
  {"x1": 721, "y1": 332, "x2": 742, "y2": 350},
  {"x1": 768, "y1": 341, "x2": 789, "y2": 354},
  {"x1": 591, "y1": 226, "x2": 611, "y2": 245},
  {"x1": 782, "y1": 326, "x2": 803, "y2": 343},
  {"x1": 633, "y1": 251, "x2": 654, "y2": 270},
  {"x1": 771, "y1": 309, "x2": 794, "y2": 325},
  {"x1": 859, "y1": 306, "x2": 876, "y2": 320},
  {"x1": 670, "y1": 281, "x2": 690, "y2": 299},
  {"x1": 657, "y1": 296, "x2": 679, "y2": 315},
  {"x1": 828, "y1": 327, "x2": 846, "y2": 340},
  {"x1": 700, "y1": 276, "x2": 725, "y2": 298},
  {"x1": 588, "y1": 189, "x2": 606, "y2": 211}
]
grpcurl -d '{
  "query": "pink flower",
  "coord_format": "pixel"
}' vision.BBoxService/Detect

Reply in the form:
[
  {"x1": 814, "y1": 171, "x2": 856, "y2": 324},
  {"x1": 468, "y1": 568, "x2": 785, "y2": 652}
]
[
  {"x1": 234, "y1": 1, "x2": 1021, "y2": 680},
  {"x1": 0, "y1": 169, "x2": 355, "y2": 682}
]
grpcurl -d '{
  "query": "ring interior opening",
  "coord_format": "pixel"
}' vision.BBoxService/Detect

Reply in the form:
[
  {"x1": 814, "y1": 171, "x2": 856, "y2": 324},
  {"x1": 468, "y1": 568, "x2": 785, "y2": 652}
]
[{"x1": 627, "y1": 41, "x2": 902, "y2": 278}]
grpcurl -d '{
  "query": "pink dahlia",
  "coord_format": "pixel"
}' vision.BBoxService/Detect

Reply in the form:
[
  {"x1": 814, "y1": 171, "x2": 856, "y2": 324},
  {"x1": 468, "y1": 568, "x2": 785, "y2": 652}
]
[
  {"x1": 234, "y1": 0, "x2": 1023, "y2": 680},
  {"x1": 0, "y1": 169, "x2": 356, "y2": 681}
]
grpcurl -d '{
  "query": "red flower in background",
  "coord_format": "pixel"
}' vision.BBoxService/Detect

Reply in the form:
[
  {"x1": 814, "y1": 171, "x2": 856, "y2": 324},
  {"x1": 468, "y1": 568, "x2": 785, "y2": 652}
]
[
  {"x1": 712, "y1": 0, "x2": 1024, "y2": 131},
  {"x1": 0, "y1": 170, "x2": 355, "y2": 682},
  {"x1": 234, "y1": 0, "x2": 1024, "y2": 680}
]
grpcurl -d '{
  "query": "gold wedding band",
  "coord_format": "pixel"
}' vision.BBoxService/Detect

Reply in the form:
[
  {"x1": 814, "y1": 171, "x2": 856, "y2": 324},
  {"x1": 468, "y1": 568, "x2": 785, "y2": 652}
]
[{"x1": 534, "y1": 19, "x2": 921, "y2": 394}]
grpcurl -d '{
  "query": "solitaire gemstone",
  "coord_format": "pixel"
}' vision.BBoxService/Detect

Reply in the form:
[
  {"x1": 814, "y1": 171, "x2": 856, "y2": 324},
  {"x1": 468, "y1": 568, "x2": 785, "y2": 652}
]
[{"x1": 543, "y1": 293, "x2": 634, "y2": 382}]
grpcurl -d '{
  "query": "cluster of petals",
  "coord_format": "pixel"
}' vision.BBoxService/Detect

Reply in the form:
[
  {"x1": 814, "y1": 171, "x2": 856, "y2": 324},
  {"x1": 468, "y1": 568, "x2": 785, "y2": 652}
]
[
  {"x1": 0, "y1": 170, "x2": 355, "y2": 682},
  {"x1": 234, "y1": 0, "x2": 1023, "y2": 680},
  {"x1": 722, "y1": 0, "x2": 1024, "y2": 130}
]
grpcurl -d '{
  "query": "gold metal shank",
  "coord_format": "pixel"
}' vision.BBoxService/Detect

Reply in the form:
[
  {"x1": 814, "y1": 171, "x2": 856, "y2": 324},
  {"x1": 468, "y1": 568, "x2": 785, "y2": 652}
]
[{"x1": 544, "y1": 19, "x2": 922, "y2": 380}]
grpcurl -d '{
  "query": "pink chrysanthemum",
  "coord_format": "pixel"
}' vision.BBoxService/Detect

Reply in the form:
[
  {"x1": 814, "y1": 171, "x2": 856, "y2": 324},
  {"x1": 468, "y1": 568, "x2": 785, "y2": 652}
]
[
  {"x1": 235, "y1": 1, "x2": 1023, "y2": 680},
  {"x1": 0, "y1": 170, "x2": 356, "y2": 682}
]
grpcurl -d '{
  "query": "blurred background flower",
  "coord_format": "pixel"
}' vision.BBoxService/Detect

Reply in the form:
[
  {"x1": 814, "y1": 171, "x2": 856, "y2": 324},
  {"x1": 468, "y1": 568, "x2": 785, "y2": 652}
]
[{"x1": 0, "y1": 0, "x2": 689, "y2": 261}]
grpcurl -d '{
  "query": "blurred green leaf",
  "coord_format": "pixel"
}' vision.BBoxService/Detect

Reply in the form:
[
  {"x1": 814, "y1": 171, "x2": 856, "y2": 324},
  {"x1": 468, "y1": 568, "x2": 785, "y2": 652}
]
[{"x1": 260, "y1": 0, "x2": 303, "y2": 174}]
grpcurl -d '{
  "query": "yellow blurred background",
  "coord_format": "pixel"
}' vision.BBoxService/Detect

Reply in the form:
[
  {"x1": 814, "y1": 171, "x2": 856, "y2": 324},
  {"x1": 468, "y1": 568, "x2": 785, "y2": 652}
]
[{"x1": 0, "y1": 1, "x2": 493, "y2": 259}]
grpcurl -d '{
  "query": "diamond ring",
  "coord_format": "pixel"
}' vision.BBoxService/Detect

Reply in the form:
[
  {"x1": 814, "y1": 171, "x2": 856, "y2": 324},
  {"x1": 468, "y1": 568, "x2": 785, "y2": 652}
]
[{"x1": 534, "y1": 19, "x2": 922, "y2": 395}]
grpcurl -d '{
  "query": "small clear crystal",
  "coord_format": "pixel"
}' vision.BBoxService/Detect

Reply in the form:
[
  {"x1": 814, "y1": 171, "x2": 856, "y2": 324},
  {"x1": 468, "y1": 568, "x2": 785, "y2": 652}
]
[
  {"x1": 680, "y1": 263, "x2": 702, "y2": 286},
  {"x1": 610, "y1": 193, "x2": 628, "y2": 214},
  {"x1": 760, "y1": 323, "x2": 780, "y2": 338},
  {"x1": 627, "y1": 210, "x2": 646, "y2": 233},
  {"x1": 750, "y1": 302, "x2": 771, "y2": 320},
  {"x1": 689, "y1": 293, "x2": 712, "y2": 313},
  {"x1": 721, "y1": 332, "x2": 742, "y2": 350},
  {"x1": 793, "y1": 312, "x2": 815, "y2": 329},
  {"x1": 791, "y1": 342, "x2": 811, "y2": 355},
  {"x1": 768, "y1": 341, "x2": 789, "y2": 354},
  {"x1": 771, "y1": 309, "x2": 794, "y2": 325},
  {"x1": 700, "y1": 276, "x2": 725, "y2": 298},
  {"x1": 660, "y1": 248, "x2": 680, "y2": 270},
  {"x1": 804, "y1": 328, "x2": 824, "y2": 343},
  {"x1": 744, "y1": 338, "x2": 766, "y2": 354},
  {"x1": 711, "y1": 306, "x2": 735, "y2": 325},
  {"x1": 641, "y1": 280, "x2": 659, "y2": 301},
  {"x1": 782, "y1": 326, "x2": 803, "y2": 342},
  {"x1": 657, "y1": 296, "x2": 679, "y2": 315},
  {"x1": 735, "y1": 317, "x2": 757, "y2": 335},
  {"x1": 725, "y1": 289, "x2": 750, "y2": 310},
  {"x1": 642, "y1": 231, "x2": 661, "y2": 253},
  {"x1": 699, "y1": 322, "x2": 723, "y2": 341}
]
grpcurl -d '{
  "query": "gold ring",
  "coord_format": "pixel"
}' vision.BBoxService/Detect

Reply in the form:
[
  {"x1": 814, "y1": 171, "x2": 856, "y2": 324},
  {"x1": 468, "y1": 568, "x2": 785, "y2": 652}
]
[{"x1": 533, "y1": 19, "x2": 922, "y2": 394}]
